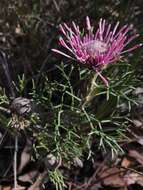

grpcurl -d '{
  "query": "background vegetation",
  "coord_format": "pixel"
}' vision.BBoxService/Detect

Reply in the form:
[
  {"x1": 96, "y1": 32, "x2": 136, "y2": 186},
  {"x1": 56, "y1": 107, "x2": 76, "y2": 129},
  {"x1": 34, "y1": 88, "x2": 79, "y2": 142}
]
[{"x1": 0, "y1": 0, "x2": 143, "y2": 190}]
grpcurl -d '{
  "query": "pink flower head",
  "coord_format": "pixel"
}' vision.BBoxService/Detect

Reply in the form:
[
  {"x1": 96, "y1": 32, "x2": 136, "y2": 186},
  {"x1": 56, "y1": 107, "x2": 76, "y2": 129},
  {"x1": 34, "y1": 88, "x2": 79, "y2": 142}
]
[{"x1": 52, "y1": 17, "x2": 142, "y2": 86}]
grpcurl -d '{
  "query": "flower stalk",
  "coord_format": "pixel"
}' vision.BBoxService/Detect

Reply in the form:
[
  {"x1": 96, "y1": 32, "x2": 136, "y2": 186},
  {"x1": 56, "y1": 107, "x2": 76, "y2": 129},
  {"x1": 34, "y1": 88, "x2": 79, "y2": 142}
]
[{"x1": 82, "y1": 73, "x2": 98, "y2": 108}]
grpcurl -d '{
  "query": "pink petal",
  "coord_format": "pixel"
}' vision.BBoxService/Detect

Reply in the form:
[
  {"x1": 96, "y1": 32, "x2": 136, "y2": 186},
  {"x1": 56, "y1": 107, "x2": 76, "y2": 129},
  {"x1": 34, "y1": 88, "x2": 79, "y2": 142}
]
[{"x1": 51, "y1": 49, "x2": 75, "y2": 60}]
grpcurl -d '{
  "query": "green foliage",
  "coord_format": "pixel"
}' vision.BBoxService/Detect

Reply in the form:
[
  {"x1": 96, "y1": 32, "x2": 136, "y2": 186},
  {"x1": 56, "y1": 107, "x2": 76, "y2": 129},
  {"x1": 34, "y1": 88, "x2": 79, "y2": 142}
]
[
  {"x1": 27, "y1": 60, "x2": 138, "y2": 157},
  {"x1": 49, "y1": 169, "x2": 67, "y2": 190},
  {"x1": 0, "y1": 58, "x2": 139, "y2": 189},
  {"x1": 14, "y1": 59, "x2": 137, "y2": 188}
]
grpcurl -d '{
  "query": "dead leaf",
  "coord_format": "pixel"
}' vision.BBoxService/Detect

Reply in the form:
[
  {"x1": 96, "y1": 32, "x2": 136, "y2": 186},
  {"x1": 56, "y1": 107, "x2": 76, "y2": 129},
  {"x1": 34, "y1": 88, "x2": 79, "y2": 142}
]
[
  {"x1": 98, "y1": 166, "x2": 125, "y2": 187},
  {"x1": 129, "y1": 150, "x2": 143, "y2": 165},
  {"x1": 124, "y1": 172, "x2": 143, "y2": 186}
]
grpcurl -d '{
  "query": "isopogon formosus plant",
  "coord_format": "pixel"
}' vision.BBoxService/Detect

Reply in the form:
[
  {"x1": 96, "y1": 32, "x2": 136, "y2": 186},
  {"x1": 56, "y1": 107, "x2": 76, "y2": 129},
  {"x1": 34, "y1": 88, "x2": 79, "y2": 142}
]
[
  {"x1": 49, "y1": 17, "x2": 142, "y2": 188},
  {"x1": 0, "y1": 16, "x2": 142, "y2": 190}
]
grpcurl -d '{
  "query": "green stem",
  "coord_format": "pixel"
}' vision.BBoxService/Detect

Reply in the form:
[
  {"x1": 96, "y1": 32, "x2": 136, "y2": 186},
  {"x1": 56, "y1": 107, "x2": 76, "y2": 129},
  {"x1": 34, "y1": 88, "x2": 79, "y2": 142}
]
[{"x1": 82, "y1": 73, "x2": 98, "y2": 108}]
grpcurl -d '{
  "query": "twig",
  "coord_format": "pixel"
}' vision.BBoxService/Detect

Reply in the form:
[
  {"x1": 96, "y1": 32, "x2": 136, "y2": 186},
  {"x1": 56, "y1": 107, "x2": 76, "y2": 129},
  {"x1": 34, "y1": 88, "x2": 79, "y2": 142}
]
[
  {"x1": 27, "y1": 171, "x2": 47, "y2": 190},
  {"x1": 14, "y1": 135, "x2": 18, "y2": 190},
  {"x1": 121, "y1": 166, "x2": 143, "y2": 176}
]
